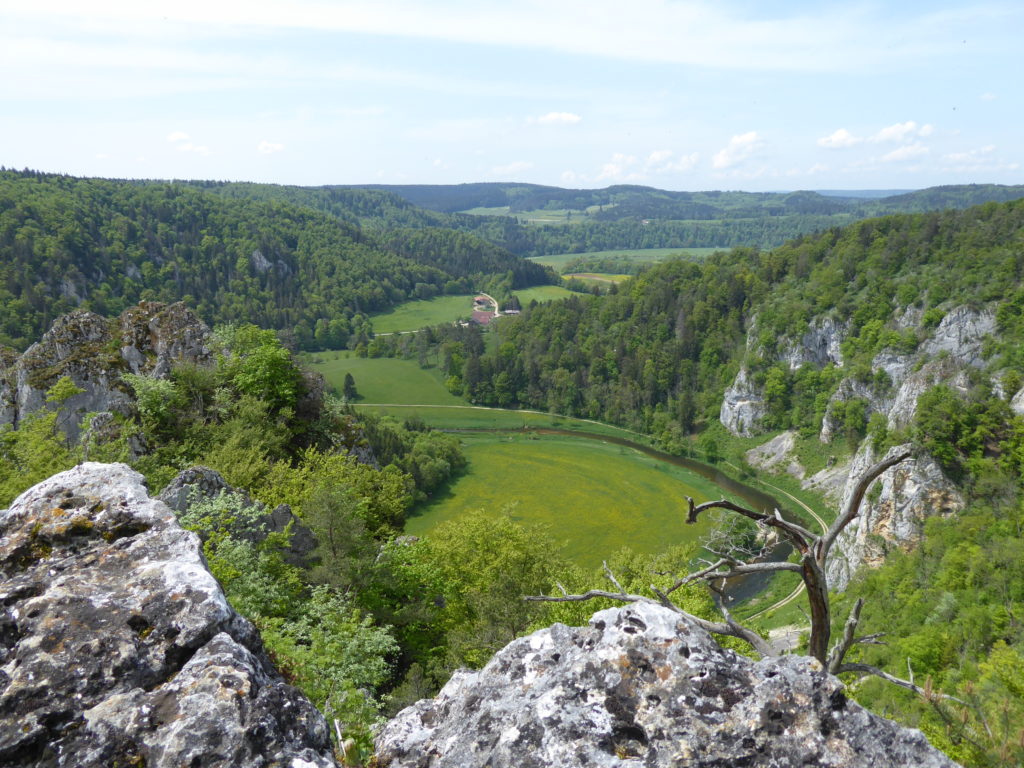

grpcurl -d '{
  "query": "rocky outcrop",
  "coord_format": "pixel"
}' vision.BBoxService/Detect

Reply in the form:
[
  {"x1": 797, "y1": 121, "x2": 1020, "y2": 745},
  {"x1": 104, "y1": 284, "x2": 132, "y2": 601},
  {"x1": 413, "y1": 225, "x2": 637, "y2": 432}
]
[
  {"x1": 826, "y1": 444, "x2": 964, "y2": 590},
  {"x1": 1013, "y1": 386, "x2": 1024, "y2": 416},
  {"x1": 886, "y1": 357, "x2": 972, "y2": 430},
  {"x1": 920, "y1": 305, "x2": 995, "y2": 366},
  {"x1": 719, "y1": 367, "x2": 767, "y2": 437},
  {"x1": 159, "y1": 466, "x2": 318, "y2": 568},
  {"x1": 118, "y1": 300, "x2": 213, "y2": 377},
  {"x1": 0, "y1": 463, "x2": 337, "y2": 767},
  {"x1": 780, "y1": 316, "x2": 846, "y2": 370},
  {"x1": 0, "y1": 302, "x2": 212, "y2": 443},
  {"x1": 376, "y1": 602, "x2": 958, "y2": 768},
  {"x1": 745, "y1": 430, "x2": 805, "y2": 479}
]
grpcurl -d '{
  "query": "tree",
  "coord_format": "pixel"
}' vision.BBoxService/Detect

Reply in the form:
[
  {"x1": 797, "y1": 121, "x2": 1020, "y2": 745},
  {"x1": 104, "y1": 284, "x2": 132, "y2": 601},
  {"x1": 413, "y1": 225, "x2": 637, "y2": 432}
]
[
  {"x1": 342, "y1": 372, "x2": 358, "y2": 401},
  {"x1": 527, "y1": 450, "x2": 950, "y2": 696}
]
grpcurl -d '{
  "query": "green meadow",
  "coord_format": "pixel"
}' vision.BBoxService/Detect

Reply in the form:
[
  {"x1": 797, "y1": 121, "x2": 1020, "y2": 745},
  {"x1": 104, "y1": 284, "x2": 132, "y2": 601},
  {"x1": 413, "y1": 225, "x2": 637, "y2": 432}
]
[
  {"x1": 512, "y1": 285, "x2": 575, "y2": 304},
  {"x1": 310, "y1": 352, "x2": 464, "y2": 406},
  {"x1": 528, "y1": 247, "x2": 720, "y2": 272},
  {"x1": 309, "y1": 352, "x2": 642, "y2": 437},
  {"x1": 405, "y1": 431, "x2": 726, "y2": 567},
  {"x1": 369, "y1": 294, "x2": 475, "y2": 334},
  {"x1": 364, "y1": 287, "x2": 574, "y2": 336}
]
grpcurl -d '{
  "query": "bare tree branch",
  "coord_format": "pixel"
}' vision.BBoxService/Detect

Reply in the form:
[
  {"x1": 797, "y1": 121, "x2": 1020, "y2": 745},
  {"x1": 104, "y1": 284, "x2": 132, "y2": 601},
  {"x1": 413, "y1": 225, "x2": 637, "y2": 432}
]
[
  {"x1": 685, "y1": 497, "x2": 817, "y2": 551},
  {"x1": 838, "y1": 663, "x2": 967, "y2": 706},
  {"x1": 828, "y1": 597, "x2": 865, "y2": 673},
  {"x1": 821, "y1": 451, "x2": 912, "y2": 555}
]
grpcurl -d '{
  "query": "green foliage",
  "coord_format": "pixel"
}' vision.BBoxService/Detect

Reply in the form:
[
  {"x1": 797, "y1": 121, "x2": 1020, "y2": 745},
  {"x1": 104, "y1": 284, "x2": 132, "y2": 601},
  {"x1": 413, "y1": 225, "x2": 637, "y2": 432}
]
[
  {"x1": 44, "y1": 375, "x2": 84, "y2": 405},
  {"x1": 0, "y1": 411, "x2": 75, "y2": 506}
]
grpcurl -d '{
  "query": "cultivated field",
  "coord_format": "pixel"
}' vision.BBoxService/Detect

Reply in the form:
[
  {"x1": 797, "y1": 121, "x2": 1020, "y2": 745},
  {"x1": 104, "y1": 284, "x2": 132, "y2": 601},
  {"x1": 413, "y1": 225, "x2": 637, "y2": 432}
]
[
  {"x1": 405, "y1": 431, "x2": 725, "y2": 567},
  {"x1": 528, "y1": 247, "x2": 720, "y2": 271}
]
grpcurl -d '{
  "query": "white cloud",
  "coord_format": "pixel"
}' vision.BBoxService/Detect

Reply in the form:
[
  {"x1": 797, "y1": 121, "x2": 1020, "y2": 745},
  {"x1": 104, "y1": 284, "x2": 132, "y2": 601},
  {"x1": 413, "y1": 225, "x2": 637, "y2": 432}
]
[
  {"x1": 491, "y1": 160, "x2": 533, "y2": 176},
  {"x1": 881, "y1": 142, "x2": 929, "y2": 162},
  {"x1": 532, "y1": 111, "x2": 582, "y2": 125},
  {"x1": 980, "y1": 92, "x2": 997, "y2": 101},
  {"x1": 561, "y1": 170, "x2": 580, "y2": 185},
  {"x1": 257, "y1": 140, "x2": 284, "y2": 154},
  {"x1": 817, "y1": 128, "x2": 861, "y2": 148},
  {"x1": 596, "y1": 153, "x2": 640, "y2": 181},
  {"x1": 645, "y1": 149, "x2": 699, "y2": 174},
  {"x1": 175, "y1": 141, "x2": 212, "y2": 156},
  {"x1": 943, "y1": 145, "x2": 996, "y2": 163},
  {"x1": 871, "y1": 121, "x2": 932, "y2": 143},
  {"x1": 167, "y1": 131, "x2": 190, "y2": 143},
  {"x1": 8, "y1": 0, "x2": 1000, "y2": 74},
  {"x1": 712, "y1": 131, "x2": 761, "y2": 169}
]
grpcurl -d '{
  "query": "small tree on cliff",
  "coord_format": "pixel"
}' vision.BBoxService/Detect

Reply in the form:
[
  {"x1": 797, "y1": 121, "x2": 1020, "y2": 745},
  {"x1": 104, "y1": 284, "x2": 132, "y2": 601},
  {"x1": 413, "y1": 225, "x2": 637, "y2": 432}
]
[{"x1": 527, "y1": 450, "x2": 948, "y2": 696}]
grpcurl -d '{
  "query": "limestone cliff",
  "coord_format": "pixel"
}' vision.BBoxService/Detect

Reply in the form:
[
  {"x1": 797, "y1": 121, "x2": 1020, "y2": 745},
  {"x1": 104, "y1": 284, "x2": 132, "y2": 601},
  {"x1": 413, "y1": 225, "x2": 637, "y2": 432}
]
[
  {"x1": 0, "y1": 463, "x2": 338, "y2": 767},
  {"x1": 376, "y1": 602, "x2": 959, "y2": 768},
  {"x1": 730, "y1": 303, "x2": 994, "y2": 587},
  {"x1": 0, "y1": 302, "x2": 212, "y2": 443},
  {"x1": 825, "y1": 443, "x2": 963, "y2": 590},
  {"x1": 719, "y1": 367, "x2": 767, "y2": 438}
]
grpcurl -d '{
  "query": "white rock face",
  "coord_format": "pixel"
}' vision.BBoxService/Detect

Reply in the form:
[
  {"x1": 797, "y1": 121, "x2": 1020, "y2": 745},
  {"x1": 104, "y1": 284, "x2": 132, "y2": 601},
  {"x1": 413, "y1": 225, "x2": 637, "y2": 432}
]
[
  {"x1": 1011, "y1": 386, "x2": 1024, "y2": 416},
  {"x1": 719, "y1": 367, "x2": 767, "y2": 437},
  {"x1": 920, "y1": 306, "x2": 996, "y2": 366},
  {"x1": 0, "y1": 463, "x2": 338, "y2": 768},
  {"x1": 781, "y1": 316, "x2": 846, "y2": 370},
  {"x1": 826, "y1": 444, "x2": 964, "y2": 590},
  {"x1": 376, "y1": 602, "x2": 960, "y2": 768},
  {"x1": 887, "y1": 357, "x2": 972, "y2": 430},
  {"x1": 745, "y1": 430, "x2": 805, "y2": 478},
  {"x1": 724, "y1": 304, "x2": 995, "y2": 586}
]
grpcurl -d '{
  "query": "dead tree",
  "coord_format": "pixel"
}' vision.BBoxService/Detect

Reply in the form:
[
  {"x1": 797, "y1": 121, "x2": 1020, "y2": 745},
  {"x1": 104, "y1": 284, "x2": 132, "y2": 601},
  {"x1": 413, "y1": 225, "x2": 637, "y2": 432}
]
[{"x1": 528, "y1": 450, "x2": 935, "y2": 683}]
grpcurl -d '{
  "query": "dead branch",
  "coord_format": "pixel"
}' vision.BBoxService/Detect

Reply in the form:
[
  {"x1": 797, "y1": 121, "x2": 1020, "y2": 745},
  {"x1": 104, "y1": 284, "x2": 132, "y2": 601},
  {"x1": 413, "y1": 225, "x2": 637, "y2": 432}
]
[{"x1": 820, "y1": 451, "x2": 912, "y2": 556}]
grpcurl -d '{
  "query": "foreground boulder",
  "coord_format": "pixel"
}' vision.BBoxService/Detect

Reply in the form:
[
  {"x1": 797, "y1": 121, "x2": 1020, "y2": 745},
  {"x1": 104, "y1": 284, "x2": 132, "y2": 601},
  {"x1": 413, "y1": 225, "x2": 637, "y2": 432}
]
[
  {"x1": 376, "y1": 602, "x2": 958, "y2": 768},
  {"x1": 0, "y1": 463, "x2": 337, "y2": 767}
]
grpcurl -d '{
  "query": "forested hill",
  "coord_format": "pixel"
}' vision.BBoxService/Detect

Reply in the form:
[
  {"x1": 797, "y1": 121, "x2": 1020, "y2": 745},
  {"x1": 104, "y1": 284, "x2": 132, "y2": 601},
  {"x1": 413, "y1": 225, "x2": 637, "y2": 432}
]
[
  {"x1": 455, "y1": 199, "x2": 1024, "y2": 439},
  {"x1": 353, "y1": 182, "x2": 1024, "y2": 256},
  {"x1": 0, "y1": 171, "x2": 553, "y2": 350}
]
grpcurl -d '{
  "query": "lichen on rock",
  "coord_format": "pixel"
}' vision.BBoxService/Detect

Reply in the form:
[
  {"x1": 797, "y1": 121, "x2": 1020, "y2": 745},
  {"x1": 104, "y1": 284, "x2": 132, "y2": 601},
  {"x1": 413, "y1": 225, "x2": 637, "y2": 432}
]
[
  {"x1": 375, "y1": 601, "x2": 959, "y2": 768},
  {"x1": 0, "y1": 462, "x2": 337, "y2": 768}
]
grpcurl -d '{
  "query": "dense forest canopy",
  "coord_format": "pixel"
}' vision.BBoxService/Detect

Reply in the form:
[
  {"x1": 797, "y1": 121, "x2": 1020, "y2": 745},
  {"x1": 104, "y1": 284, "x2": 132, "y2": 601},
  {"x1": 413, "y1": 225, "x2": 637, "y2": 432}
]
[{"x1": 0, "y1": 170, "x2": 554, "y2": 350}]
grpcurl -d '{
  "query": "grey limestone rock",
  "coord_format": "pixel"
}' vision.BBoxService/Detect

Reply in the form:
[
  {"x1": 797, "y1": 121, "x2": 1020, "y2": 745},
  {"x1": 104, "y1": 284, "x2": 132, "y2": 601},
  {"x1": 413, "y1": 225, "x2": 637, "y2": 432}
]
[
  {"x1": 375, "y1": 602, "x2": 959, "y2": 768},
  {"x1": 745, "y1": 430, "x2": 805, "y2": 479},
  {"x1": 0, "y1": 463, "x2": 337, "y2": 768},
  {"x1": 1010, "y1": 385, "x2": 1024, "y2": 416},
  {"x1": 826, "y1": 444, "x2": 964, "y2": 591},
  {"x1": 920, "y1": 305, "x2": 995, "y2": 367},
  {"x1": 780, "y1": 316, "x2": 846, "y2": 370},
  {"x1": 0, "y1": 302, "x2": 212, "y2": 444},
  {"x1": 719, "y1": 367, "x2": 767, "y2": 437},
  {"x1": 159, "y1": 466, "x2": 318, "y2": 568}
]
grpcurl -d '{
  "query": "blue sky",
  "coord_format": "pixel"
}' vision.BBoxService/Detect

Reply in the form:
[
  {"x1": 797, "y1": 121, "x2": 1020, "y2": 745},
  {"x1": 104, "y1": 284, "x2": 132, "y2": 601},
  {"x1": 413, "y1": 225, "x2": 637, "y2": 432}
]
[{"x1": 1, "y1": 0, "x2": 1020, "y2": 191}]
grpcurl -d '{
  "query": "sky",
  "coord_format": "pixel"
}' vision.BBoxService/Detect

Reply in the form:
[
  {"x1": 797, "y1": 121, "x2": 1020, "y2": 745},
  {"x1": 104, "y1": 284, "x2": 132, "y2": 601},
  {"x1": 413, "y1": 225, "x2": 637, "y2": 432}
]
[{"x1": 1, "y1": 0, "x2": 1021, "y2": 191}]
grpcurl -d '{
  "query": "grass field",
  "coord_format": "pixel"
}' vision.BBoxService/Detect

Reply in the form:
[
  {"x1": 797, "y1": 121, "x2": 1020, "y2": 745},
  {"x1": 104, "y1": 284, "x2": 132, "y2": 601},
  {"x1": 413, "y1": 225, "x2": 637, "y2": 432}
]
[
  {"x1": 369, "y1": 294, "x2": 474, "y2": 334},
  {"x1": 565, "y1": 272, "x2": 631, "y2": 285},
  {"x1": 309, "y1": 352, "x2": 643, "y2": 437},
  {"x1": 405, "y1": 432, "x2": 728, "y2": 567},
  {"x1": 513, "y1": 285, "x2": 575, "y2": 304},
  {"x1": 364, "y1": 287, "x2": 574, "y2": 335},
  {"x1": 310, "y1": 352, "x2": 464, "y2": 406},
  {"x1": 528, "y1": 247, "x2": 721, "y2": 271}
]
